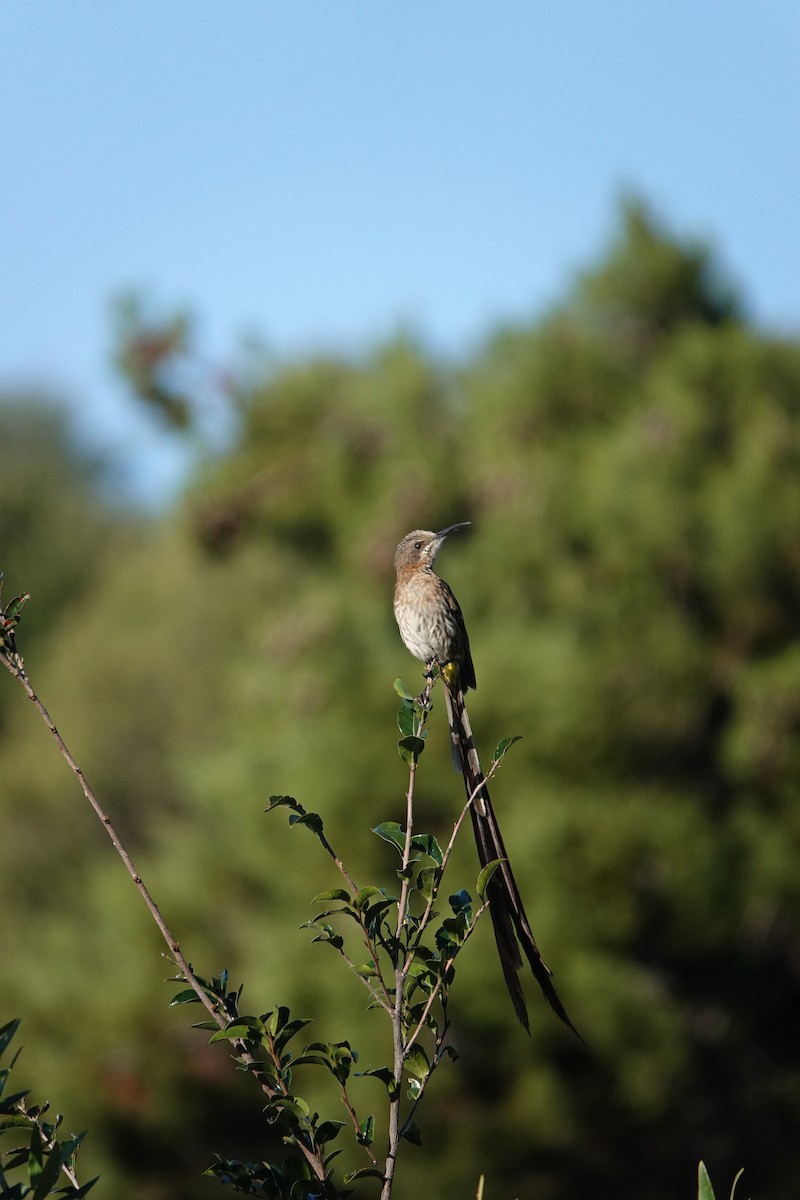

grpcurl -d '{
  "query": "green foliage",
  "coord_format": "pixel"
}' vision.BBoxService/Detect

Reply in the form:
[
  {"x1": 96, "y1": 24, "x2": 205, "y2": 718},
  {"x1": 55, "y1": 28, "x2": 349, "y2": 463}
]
[
  {"x1": 2, "y1": 197, "x2": 799, "y2": 1197},
  {"x1": 175, "y1": 976, "x2": 355, "y2": 1198},
  {"x1": 698, "y1": 1161, "x2": 746, "y2": 1200},
  {"x1": 0, "y1": 1020, "x2": 96, "y2": 1198},
  {"x1": 159, "y1": 691, "x2": 502, "y2": 1196}
]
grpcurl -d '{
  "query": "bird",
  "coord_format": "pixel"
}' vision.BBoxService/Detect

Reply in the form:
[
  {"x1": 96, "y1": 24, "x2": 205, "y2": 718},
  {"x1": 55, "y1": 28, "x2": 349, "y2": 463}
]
[{"x1": 393, "y1": 523, "x2": 579, "y2": 1037}]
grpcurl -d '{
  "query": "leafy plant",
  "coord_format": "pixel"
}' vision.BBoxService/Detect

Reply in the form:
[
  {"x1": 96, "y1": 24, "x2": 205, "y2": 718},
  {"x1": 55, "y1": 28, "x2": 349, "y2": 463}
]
[
  {"x1": 0, "y1": 1018, "x2": 96, "y2": 1198},
  {"x1": 171, "y1": 679, "x2": 516, "y2": 1198},
  {"x1": 1, "y1": 581, "x2": 518, "y2": 1198}
]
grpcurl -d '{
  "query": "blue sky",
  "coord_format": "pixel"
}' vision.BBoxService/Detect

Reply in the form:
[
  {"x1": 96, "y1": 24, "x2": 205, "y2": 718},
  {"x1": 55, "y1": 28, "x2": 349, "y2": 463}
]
[{"x1": 2, "y1": 2, "x2": 798, "y2": 501}]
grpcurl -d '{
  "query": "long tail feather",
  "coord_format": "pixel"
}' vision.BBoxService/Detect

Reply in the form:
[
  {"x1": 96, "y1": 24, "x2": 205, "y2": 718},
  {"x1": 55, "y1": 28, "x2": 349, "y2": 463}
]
[{"x1": 443, "y1": 683, "x2": 581, "y2": 1039}]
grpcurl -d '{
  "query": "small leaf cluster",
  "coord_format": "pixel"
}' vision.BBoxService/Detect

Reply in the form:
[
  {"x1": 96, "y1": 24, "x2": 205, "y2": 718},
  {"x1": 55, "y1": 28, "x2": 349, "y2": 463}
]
[
  {"x1": 271, "y1": 790, "x2": 482, "y2": 1096},
  {"x1": 394, "y1": 678, "x2": 429, "y2": 765},
  {"x1": 171, "y1": 966, "x2": 367, "y2": 1197},
  {"x1": 697, "y1": 1161, "x2": 746, "y2": 1200},
  {"x1": 0, "y1": 1019, "x2": 96, "y2": 1199},
  {"x1": 205, "y1": 1152, "x2": 339, "y2": 1200}
]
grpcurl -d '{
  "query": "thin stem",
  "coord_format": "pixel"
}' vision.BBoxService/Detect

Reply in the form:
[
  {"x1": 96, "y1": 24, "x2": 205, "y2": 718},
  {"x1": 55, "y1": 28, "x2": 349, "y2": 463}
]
[
  {"x1": 337, "y1": 944, "x2": 392, "y2": 1014},
  {"x1": 29, "y1": 1114, "x2": 82, "y2": 1192},
  {"x1": 297, "y1": 807, "x2": 394, "y2": 1012},
  {"x1": 404, "y1": 898, "x2": 489, "y2": 1052},
  {"x1": 310, "y1": 820, "x2": 360, "y2": 900},
  {"x1": 380, "y1": 718, "x2": 421, "y2": 1200},
  {"x1": 339, "y1": 1081, "x2": 380, "y2": 1170},
  {"x1": 399, "y1": 903, "x2": 491, "y2": 1144},
  {"x1": 398, "y1": 1008, "x2": 452, "y2": 1141}
]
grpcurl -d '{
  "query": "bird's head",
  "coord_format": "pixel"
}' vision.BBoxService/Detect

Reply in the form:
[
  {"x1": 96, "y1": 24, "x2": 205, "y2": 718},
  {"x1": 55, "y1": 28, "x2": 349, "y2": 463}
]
[{"x1": 394, "y1": 523, "x2": 470, "y2": 573}]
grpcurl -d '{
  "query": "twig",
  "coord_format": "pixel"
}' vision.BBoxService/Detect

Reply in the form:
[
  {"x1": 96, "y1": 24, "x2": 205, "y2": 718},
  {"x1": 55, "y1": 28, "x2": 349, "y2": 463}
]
[
  {"x1": 339, "y1": 1081, "x2": 380, "y2": 1170},
  {"x1": 404, "y1": 897, "x2": 489, "y2": 1051},
  {"x1": 380, "y1": 696, "x2": 423, "y2": 1200},
  {"x1": 21, "y1": 1107, "x2": 83, "y2": 1193},
  {"x1": 337, "y1": 943, "x2": 392, "y2": 1015}
]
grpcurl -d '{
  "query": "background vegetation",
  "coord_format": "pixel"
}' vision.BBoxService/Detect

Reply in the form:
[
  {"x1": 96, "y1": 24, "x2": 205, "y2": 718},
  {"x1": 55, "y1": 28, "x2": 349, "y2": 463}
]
[{"x1": 2, "y1": 200, "x2": 800, "y2": 1199}]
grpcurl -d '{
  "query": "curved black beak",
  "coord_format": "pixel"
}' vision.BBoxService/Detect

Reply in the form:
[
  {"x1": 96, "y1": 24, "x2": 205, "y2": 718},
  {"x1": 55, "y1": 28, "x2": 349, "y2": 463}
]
[{"x1": 435, "y1": 521, "x2": 471, "y2": 539}]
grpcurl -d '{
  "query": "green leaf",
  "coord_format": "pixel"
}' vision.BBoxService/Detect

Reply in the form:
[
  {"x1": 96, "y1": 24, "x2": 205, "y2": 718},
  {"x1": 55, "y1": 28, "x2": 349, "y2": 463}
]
[
  {"x1": 71, "y1": 1176, "x2": 100, "y2": 1197},
  {"x1": 303, "y1": 907, "x2": 355, "y2": 927},
  {"x1": 345, "y1": 1167, "x2": 386, "y2": 1184},
  {"x1": 363, "y1": 898, "x2": 397, "y2": 932},
  {"x1": 169, "y1": 988, "x2": 204, "y2": 1006},
  {"x1": 358, "y1": 1066, "x2": 398, "y2": 1098},
  {"x1": 410, "y1": 832, "x2": 443, "y2": 865},
  {"x1": 357, "y1": 1114, "x2": 375, "y2": 1146},
  {"x1": 397, "y1": 701, "x2": 416, "y2": 737},
  {"x1": 416, "y1": 865, "x2": 438, "y2": 902},
  {"x1": 373, "y1": 822, "x2": 407, "y2": 854},
  {"x1": 275, "y1": 1018, "x2": 313, "y2": 1053},
  {"x1": 312, "y1": 888, "x2": 352, "y2": 903},
  {"x1": 27, "y1": 1124, "x2": 44, "y2": 1179},
  {"x1": 272, "y1": 1094, "x2": 310, "y2": 1120},
  {"x1": 264, "y1": 1007, "x2": 288, "y2": 1035},
  {"x1": 476, "y1": 858, "x2": 503, "y2": 899},
  {"x1": 292, "y1": 1041, "x2": 348, "y2": 1073},
  {"x1": 32, "y1": 1141, "x2": 68, "y2": 1200},
  {"x1": 352, "y1": 963, "x2": 379, "y2": 978},
  {"x1": 405, "y1": 1044, "x2": 430, "y2": 1081},
  {"x1": 698, "y1": 1161, "x2": 716, "y2": 1200},
  {"x1": 406, "y1": 960, "x2": 437, "y2": 993},
  {"x1": 398, "y1": 735, "x2": 426, "y2": 763},
  {"x1": 311, "y1": 930, "x2": 344, "y2": 950},
  {"x1": 393, "y1": 678, "x2": 414, "y2": 700},
  {"x1": 315, "y1": 1120, "x2": 345, "y2": 1145},
  {"x1": 265, "y1": 793, "x2": 300, "y2": 812},
  {"x1": 401, "y1": 1121, "x2": 422, "y2": 1145},
  {"x1": 492, "y1": 735, "x2": 522, "y2": 764},
  {"x1": 354, "y1": 885, "x2": 385, "y2": 909},
  {"x1": 289, "y1": 810, "x2": 324, "y2": 834},
  {"x1": 729, "y1": 1168, "x2": 746, "y2": 1200},
  {"x1": 74, "y1": 1176, "x2": 99, "y2": 1195},
  {"x1": 436, "y1": 916, "x2": 467, "y2": 952},
  {"x1": 209, "y1": 1018, "x2": 263, "y2": 1044},
  {"x1": 0, "y1": 1019, "x2": 21, "y2": 1057},
  {"x1": 449, "y1": 889, "x2": 472, "y2": 916}
]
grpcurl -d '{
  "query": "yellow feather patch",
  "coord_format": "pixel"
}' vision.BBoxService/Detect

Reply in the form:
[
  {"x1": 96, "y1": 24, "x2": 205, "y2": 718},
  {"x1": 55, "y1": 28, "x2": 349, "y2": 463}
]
[{"x1": 440, "y1": 661, "x2": 459, "y2": 689}]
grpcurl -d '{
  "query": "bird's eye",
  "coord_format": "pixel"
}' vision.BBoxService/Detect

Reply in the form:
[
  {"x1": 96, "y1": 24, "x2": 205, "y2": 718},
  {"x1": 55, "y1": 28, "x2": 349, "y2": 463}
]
[{"x1": 414, "y1": 540, "x2": 423, "y2": 550}]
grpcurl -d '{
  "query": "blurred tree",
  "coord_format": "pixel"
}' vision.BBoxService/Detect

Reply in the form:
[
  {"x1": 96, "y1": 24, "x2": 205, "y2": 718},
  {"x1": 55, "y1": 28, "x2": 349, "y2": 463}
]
[
  {"x1": 2, "y1": 199, "x2": 800, "y2": 1200},
  {"x1": 113, "y1": 295, "x2": 195, "y2": 432}
]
